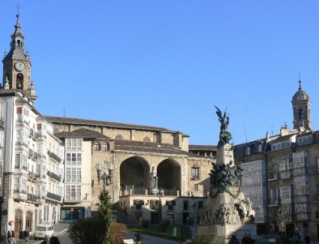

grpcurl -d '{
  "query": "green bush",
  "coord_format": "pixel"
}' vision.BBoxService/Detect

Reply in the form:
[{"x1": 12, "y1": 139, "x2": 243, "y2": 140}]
[
  {"x1": 141, "y1": 219, "x2": 149, "y2": 228},
  {"x1": 159, "y1": 219, "x2": 171, "y2": 232},
  {"x1": 108, "y1": 223, "x2": 128, "y2": 244},
  {"x1": 67, "y1": 218, "x2": 108, "y2": 244}
]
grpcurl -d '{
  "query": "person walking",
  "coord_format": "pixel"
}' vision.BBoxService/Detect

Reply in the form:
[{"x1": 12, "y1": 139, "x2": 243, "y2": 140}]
[
  {"x1": 24, "y1": 228, "x2": 30, "y2": 243},
  {"x1": 11, "y1": 231, "x2": 16, "y2": 244},
  {"x1": 7, "y1": 231, "x2": 13, "y2": 244},
  {"x1": 229, "y1": 235, "x2": 240, "y2": 244},
  {"x1": 241, "y1": 234, "x2": 248, "y2": 244},
  {"x1": 50, "y1": 236, "x2": 61, "y2": 244},
  {"x1": 280, "y1": 232, "x2": 289, "y2": 244},
  {"x1": 135, "y1": 231, "x2": 142, "y2": 244},
  {"x1": 305, "y1": 233, "x2": 310, "y2": 244}
]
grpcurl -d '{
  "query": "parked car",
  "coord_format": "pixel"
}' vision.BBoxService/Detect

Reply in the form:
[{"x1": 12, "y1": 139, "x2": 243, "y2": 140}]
[{"x1": 34, "y1": 224, "x2": 54, "y2": 240}]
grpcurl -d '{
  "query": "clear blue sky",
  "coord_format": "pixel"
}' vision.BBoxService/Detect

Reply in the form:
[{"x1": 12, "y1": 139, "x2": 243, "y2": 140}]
[{"x1": 1, "y1": 1, "x2": 319, "y2": 145}]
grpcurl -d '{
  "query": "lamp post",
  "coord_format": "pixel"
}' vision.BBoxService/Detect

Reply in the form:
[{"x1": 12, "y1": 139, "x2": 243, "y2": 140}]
[{"x1": 95, "y1": 163, "x2": 102, "y2": 184}]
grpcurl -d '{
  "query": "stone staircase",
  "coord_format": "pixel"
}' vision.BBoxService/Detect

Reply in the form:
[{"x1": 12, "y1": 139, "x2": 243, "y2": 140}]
[{"x1": 112, "y1": 203, "x2": 140, "y2": 226}]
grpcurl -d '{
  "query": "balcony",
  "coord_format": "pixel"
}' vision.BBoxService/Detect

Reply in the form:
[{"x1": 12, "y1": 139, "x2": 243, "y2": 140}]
[
  {"x1": 28, "y1": 171, "x2": 39, "y2": 181},
  {"x1": 191, "y1": 175, "x2": 201, "y2": 181},
  {"x1": 268, "y1": 198, "x2": 280, "y2": 206},
  {"x1": 279, "y1": 170, "x2": 292, "y2": 179},
  {"x1": 268, "y1": 172, "x2": 278, "y2": 181},
  {"x1": 47, "y1": 151, "x2": 61, "y2": 163},
  {"x1": 64, "y1": 196, "x2": 81, "y2": 202},
  {"x1": 296, "y1": 213, "x2": 310, "y2": 221},
  {"x1": 46, "y1": 192, "x2": 62, "y2": 202},
  {"x1": 27, "y1": 193, "x2": 40, "y2": 202},
  {"x1": 47, "y1": 171, "x2": 61, "y2": 182}
]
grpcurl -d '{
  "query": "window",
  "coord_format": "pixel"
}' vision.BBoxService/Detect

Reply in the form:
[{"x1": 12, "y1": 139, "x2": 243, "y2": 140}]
[
  {"x1": 103, "y1": 143, "x2": 109, "y2": 151},
  {"x1": 191, "y1": 165, "x2": 200, "y2": 180},
  {"x1": 194, "y1": 184, "x2": 198, "y2": 191},
  {"x1": 66, "y1": 153, "x2": 82, "y2": 165},
  {"x1": 66, "y1": 138, "x2": 82, "y2": 150},
  {"x1": 93, "y1": 142, "x2": 101, "y2": 151},
  {"x1": 15, "y1": 154, "x2": 20, "y2": 168},
  {"x1": 14, "y1": 178, "x2": 19, "y2": 192},
  {"x1": 198, "y1": 201, "x2": 204, "y2": 209},
  {"x1": 65, "y1": 185, "x2": 81, "y2": 201},
  {"x1": 183, "y1": 201, "x2": 188, "y2": 210},
  {"x1": 245, "y1": 146, "x2": 251, "y2": 155},
  {"x1": 66, "y1": 167, "x2": 81, "y2": 183}
]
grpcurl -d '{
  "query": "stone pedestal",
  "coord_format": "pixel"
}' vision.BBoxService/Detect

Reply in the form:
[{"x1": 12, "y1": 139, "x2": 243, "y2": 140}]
[{"x1": 195, "y1": 143, "x2": 256, "y2": 244}]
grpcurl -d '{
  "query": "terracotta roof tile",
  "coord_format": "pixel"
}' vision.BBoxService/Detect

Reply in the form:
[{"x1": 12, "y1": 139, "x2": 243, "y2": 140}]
[{"x1": 55, "y1": 128, "x2": 112, "y2": 140}]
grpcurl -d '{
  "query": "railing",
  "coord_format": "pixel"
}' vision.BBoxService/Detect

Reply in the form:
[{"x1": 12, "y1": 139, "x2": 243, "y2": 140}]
[
  {"x1": 27, "y1": 193, "x2": 40, "y2": 202},
  {"x1": 47, "y1": 151, "x2": 61, "y2": 163},
  {"x1": 28, "y1": 172, "x2": 39, "y2": 181},
  {"x1": 64, "y1": 196, "x2": 81, "y2": 202},
  {"x1": 46, "y1": 192, "x2": 62, "y2": 202},
  {"x1": 279, "y1": 170, "x2": 292, "y2": 179},
  {"x1": 268, "y1": 172, "x2": 278, "y2": 180},
  {"x1": 47, "y1": 171, "x2": 61, "y2": 181},
  {"x1": 191, "y1": 175, "x2": 201, "y2": 181}
]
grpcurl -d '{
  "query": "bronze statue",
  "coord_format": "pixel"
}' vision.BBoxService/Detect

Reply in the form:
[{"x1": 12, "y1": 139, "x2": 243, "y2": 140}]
[{"x1": 215, "y1": 106, "x2": 232, "y2": 147}]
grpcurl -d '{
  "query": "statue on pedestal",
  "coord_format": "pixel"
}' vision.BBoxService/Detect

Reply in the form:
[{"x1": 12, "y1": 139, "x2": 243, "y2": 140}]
[{"x1": 149, "y1": 166, "x2": 158, "y2": 194}]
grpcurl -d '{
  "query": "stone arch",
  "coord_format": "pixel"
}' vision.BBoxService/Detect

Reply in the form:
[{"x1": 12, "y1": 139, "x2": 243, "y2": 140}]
[
  {"x1": 14, "y1": 208, "x2": 23, "y2": 236},
  {"x1": 16, "y1": 73, "x2": 24, "y2": 89},
  {"x1": 157, "y1": 158, "x2": 181, "y2": 192},
  {"x1": 120, "y1": 156, "x2": 150, "y2": 191}
]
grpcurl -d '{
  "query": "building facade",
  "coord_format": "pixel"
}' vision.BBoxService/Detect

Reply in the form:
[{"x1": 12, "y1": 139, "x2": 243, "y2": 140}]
[
  {"x1": 234, "y1": 81, "x2": 319, "y2": 241},
  {"x1": 0, "y1": 15, "x2": 65, "y2": 237}
]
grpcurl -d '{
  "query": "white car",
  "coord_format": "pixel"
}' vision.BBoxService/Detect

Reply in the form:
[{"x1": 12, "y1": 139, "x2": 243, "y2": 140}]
[{"x1": 34, "y1": 224, "x2": 54, "y2": 240}]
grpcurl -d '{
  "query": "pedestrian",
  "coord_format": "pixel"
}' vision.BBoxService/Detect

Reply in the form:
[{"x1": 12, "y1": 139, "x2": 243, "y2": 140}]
[
  {"x1": 241, "y1": 234, "x2": 248, "y2": 244},
  {"x1": 280, "y1": 232, "x2": 289, "y2": 244},
  {"x1": 229, "y1": 235, "x2": 240, "y2": 244},
  {"x1": 135, "y1": 231, "x2": 142, "y2": 244},
  {"x1": 305, "y1": 233, "x2": 310, "y2": 244},
  {"x1": 11, "y1": 231, "x2": 16, "y2": 244},
  {"x1": 50, "y1": 236, "x2": 61, "y2": 244},
  {"x1": 246, "y1": 234, "x2": 256, "y2": 244},
  {"x1": 294, "y1": 232, "x2": 301, "y2": 244},
  {"x1": 7, "y1": 230, "x2": 13, "y2": 244},
  {"x1": 24, "y1": 228, "x2": 30, "y2": 243}
]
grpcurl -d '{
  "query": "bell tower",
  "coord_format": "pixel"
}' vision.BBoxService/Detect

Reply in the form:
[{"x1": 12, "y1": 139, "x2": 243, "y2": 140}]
[
  {"x1": 291, "y1": 80, "x2": 311, "y2": 131},
  {"x1": 2, "y1": 14, "x2": 36, "y2": 101}
]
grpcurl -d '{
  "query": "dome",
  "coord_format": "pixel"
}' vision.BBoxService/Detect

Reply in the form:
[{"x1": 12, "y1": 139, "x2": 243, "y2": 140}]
[{"x1": 292, "y1": 80, "x2": 309, "y2": 102}]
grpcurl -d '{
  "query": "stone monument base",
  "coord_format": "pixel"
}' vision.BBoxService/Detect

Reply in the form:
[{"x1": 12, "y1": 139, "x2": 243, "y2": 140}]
[{"x1": 197, "y1": 223, "x2": 256, "y2": 244}]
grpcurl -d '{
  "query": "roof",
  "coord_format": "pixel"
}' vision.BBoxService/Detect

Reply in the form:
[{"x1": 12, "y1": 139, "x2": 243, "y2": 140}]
[
  {"x1": 45, "y1": 116, "x2": 178, "y2": 133},
  {"x1": 292, "y1": 81, "x2": 309, "y2": 102},
  {"x1": 189, "y1": 145, "x2": 217, "y2": 151},
  {"x1": 55, "y1": 128, "x2": 112, "y2": 140},
  {"x1": 114, "y1": 140, "x2": 207, "y2": 158},
  {"x1": 269, "y1": 133, "x2": 297, "y2": 143}
]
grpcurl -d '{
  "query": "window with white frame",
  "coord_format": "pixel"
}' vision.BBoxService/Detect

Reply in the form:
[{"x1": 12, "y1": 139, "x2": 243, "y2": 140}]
[
  {"x1": 65, "y1": 185, "x2": 81, "y2": 201},
  {"x1": 66, "y1": 138, "x2": 82, "y2": 150},
  {"x1": 66, "y1": 153, "x2": 82, "y2": 165},
  {"x1": 66, "y1": 167, "x2": 81, "y2": 183},
  {"x1": 14, "y1": 178, "x2": 19, "y2": 192}
]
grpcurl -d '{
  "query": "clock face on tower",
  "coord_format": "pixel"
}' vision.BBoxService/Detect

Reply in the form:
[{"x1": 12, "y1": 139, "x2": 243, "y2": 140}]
[{"x1": 14, "y1": 61, "x2": 25, "y2": 72}]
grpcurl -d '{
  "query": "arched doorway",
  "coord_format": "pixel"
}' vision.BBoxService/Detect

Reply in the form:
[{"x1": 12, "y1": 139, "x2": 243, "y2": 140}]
[
  {"x1": 120, "y1": 156, "x2": 150, "y2": 193},
  {"x1": 14, "y1": 209, "x2": 23, "y2": 238},
  {"x1": 157, "y1": 159, "x2": 181, "y2": 193}
]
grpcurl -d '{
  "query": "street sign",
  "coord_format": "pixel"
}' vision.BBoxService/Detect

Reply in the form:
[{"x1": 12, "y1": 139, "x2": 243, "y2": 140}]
[{"x1": 71, "y1": 208, "x2": 74, "y2": 212}]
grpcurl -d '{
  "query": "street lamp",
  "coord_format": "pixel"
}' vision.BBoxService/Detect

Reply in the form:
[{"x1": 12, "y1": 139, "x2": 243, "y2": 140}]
[
  {"x1": 95, "y1": 163, "x2": 103, "y2": 184},
  {"x1": 97, "y1": 161, "x2": 115, "y2": 191}
]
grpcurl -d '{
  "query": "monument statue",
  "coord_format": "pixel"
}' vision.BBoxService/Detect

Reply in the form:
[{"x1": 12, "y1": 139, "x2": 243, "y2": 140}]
[
  {"x1": 193, "y1": 106, "x2": 256, "y2": 244},
  {"x1": 149, "y1": 166, "x2": 159, "y2": 194},
  {"x1": 215, "y1": 106, "x2": 232, "y2": 147}
]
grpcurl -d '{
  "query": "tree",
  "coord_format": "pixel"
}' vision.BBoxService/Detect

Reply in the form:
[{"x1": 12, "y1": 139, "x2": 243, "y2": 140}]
[
  {"x1": 98, "y1": 190, "x2": 113, "y2": 228},
  {"x1": 68, "y1": 190, "x2": 113, "y2": 244}
]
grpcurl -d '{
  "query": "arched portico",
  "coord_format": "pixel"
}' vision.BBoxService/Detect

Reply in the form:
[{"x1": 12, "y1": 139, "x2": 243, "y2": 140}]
[
  {"x1": 120, "y1": 156, "x2": 150, "y2": 191},
  {"x1": 157, "y1": 159, "x2": 181, "y2": 192}
]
